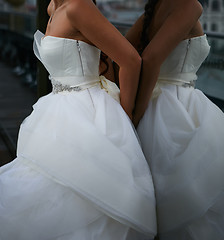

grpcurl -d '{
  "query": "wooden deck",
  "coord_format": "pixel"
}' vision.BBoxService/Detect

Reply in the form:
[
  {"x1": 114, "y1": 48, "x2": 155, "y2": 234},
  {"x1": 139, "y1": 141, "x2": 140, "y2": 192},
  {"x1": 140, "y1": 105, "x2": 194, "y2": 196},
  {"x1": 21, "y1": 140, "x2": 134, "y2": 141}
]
[{"x1": 0, "y1": 62, "x2": 37, "y2": 166}]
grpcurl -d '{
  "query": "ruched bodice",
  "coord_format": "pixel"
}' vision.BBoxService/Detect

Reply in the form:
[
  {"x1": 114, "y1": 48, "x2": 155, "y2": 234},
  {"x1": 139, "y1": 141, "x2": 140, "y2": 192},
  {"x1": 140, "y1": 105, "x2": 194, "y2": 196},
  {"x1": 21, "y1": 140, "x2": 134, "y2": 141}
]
[{"x1": 158, "y1": 35, "x2": 210, "y2": 84}]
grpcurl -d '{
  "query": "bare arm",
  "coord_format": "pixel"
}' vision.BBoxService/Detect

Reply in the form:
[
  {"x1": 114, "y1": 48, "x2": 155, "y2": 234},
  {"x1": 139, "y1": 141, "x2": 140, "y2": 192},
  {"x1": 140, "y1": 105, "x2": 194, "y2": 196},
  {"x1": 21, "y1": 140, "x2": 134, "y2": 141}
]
[
  {"x1": 133, "y1": 0, "x2": 203, "y2": 126},
  {"x1": 110, "y1": 14, "x2": 144, "y2": 86},
  {"x1": 111, "y1": 14, "x2": 144, "y2": 89},
  {"x1": 66, "y1": 0, "x2": 141, "y2": 119},
  {"x1": 125, "y1": 14, "x2": 144, "y2": 51}
]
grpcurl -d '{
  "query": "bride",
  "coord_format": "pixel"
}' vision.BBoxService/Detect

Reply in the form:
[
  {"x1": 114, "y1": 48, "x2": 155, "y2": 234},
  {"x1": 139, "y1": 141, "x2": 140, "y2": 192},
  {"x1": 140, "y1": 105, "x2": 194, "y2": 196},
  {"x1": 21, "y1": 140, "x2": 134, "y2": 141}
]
[
  {"x1": 0, "y1": 0, "x2": 157, "y2": 239},
  {"x1": 126, "y1": 0, "x2": 224, "y2": 239}
]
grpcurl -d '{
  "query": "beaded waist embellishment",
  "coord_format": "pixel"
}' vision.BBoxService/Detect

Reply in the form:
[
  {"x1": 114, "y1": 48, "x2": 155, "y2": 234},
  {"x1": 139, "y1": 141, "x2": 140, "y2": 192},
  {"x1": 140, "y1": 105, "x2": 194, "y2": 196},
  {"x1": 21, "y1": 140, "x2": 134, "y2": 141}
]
[
  {"x1": 152, "y1": 78, "x2": 196, "y2": 99},
  {"x1": 49, "y1": 75, "x2": 121, "y2": 103},
  {"x1": 158, "y1": 79, "x2": 196, "y2": 88},
  {"x1": 51, "y1": 78, "x2": 99, "y2": 94}
]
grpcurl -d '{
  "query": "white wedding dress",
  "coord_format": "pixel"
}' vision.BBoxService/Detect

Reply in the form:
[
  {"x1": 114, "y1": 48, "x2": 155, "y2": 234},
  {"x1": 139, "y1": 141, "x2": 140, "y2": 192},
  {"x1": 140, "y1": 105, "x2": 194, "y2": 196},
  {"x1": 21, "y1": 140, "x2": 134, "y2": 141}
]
[
  {"x1": 137, "y1": 35, "x2": 224, "y2": 240},
  {"x1": 0, "y1": 30, "x2": 157, "y2": 240}
]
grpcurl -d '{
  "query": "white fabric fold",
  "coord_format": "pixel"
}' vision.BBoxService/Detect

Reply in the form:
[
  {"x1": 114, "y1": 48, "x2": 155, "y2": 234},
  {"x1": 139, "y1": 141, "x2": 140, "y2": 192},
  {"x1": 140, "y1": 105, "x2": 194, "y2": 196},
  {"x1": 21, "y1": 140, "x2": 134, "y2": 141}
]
[
  {"x1": 3, "y1": 29, "x2": 157, "y2": 238},
  {"x1": 17, "y1": 87, "x2": 156, "y2": 236}
]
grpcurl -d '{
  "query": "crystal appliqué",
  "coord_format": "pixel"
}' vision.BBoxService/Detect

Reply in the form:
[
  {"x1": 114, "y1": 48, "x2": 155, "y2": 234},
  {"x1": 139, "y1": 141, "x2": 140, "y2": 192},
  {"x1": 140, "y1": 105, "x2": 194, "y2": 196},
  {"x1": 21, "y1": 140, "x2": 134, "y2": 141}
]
[{"x1": 51, "y1": 79, "x2": 82, "y2": 93}]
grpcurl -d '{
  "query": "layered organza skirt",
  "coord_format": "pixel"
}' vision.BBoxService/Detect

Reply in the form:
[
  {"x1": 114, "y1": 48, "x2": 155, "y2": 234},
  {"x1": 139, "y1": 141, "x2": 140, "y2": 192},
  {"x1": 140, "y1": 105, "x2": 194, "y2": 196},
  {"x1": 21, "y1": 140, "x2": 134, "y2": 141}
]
[
  {"x1": 138, "y1": 84, "x2": 224, "y2": 240},
  {"x1": 0, "y1": 85, "x2": 156, "y2": 240}
]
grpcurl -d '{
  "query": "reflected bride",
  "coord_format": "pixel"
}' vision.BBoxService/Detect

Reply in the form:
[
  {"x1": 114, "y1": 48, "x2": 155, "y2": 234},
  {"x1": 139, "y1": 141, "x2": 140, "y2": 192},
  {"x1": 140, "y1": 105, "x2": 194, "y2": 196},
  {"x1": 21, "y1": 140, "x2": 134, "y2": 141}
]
[{"x1": 0, "y1": 0, "x2": 157, "y2": 239}]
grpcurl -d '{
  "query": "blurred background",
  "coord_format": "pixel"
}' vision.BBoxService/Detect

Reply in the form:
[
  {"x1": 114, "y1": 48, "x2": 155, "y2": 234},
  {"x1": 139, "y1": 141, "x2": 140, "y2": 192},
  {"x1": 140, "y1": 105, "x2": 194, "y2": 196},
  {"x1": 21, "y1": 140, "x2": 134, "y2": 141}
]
[{"x1": 0, "y1": 0, "x2": 224, "y2": 165}]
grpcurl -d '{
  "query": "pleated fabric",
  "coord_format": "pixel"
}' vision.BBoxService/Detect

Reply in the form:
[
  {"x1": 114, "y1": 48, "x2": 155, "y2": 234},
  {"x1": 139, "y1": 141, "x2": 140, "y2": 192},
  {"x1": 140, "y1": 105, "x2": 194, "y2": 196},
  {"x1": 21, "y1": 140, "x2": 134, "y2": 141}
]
[
  {"x1": 0, "y1": 30, "x2": 157, "y2": 240},
  {"x1": 137, "y1": 35, "x2": 224, "y2": 239}
]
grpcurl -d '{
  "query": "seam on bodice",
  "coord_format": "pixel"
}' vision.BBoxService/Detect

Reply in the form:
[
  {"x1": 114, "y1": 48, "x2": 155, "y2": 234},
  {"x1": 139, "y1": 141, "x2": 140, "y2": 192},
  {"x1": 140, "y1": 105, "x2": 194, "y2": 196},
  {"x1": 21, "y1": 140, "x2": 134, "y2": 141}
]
[{"x1": 77, "y1": 40, "x2": 84, "y2": 76}]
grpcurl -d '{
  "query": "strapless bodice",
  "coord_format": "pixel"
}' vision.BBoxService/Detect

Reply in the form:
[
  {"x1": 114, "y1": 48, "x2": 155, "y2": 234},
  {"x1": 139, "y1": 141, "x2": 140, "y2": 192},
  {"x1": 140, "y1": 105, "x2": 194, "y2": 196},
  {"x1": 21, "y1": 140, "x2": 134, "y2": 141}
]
[
  {"x1": 158, "y1": 34, "x2": 210, "y2": 84},
  {"x1": 34, "y1": 30, "x2": 101, "y2": 84},
  {"x1": 33, "y1": 30, "x2": 120, "y2": 102}
]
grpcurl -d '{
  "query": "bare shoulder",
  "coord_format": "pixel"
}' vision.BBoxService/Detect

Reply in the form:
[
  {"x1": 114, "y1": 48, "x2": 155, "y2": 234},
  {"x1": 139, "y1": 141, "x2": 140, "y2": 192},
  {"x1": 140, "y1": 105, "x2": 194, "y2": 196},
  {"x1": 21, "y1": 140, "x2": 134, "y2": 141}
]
[
  {"x1": 169, "y1": 0, "x2": 203, "y2": 16},
  {"x1": 66, "y1": 0, "x2": 95, "y2": 20},
  {"x1": 66, "y1": 0, "x2": 81, "y2": 16}
]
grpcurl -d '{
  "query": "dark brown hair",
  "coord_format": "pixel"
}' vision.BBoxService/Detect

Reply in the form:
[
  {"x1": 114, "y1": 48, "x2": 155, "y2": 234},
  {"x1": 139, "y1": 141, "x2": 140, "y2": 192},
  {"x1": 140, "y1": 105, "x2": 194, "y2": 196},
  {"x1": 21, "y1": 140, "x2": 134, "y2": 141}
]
[
  {"x1": 92, "y1": 0, "x2": 108, "y2": 74},
  {"x1": 139, "y1": 0, "x2": 158, "y2": 54}
]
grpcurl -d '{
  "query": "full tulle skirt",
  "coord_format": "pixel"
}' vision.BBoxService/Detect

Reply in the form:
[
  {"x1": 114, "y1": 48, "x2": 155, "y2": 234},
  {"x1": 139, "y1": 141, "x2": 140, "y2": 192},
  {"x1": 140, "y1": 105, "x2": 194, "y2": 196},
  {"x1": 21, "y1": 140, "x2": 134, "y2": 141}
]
[
  {"x1": 0, "y1": 159, "x2": 145, "y2": 240},
  {"x1": 137, "y1": 84, "x2": 224, "y2": 240},
  {"x1": 0, "y1": 85, "x2": 156, "y2": 240}
]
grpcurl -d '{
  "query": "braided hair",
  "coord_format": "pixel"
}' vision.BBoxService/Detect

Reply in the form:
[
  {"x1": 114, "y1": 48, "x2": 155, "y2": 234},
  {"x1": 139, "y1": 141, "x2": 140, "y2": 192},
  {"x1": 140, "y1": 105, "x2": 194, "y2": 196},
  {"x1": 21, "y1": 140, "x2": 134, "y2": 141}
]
[
  {"x1": 92, "y1": 0, "x2": 109, "y2": 75},
  {"x1": 139, "y1": 0, "x2": 158, "y2": 54}
]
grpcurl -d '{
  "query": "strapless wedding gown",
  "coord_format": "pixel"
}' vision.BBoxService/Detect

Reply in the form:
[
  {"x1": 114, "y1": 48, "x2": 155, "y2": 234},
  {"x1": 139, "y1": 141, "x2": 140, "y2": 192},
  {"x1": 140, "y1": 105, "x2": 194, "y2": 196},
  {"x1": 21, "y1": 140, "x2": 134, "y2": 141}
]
[
  {"x1": 137, "y1": 35, "x2": 224, "y2": 239},
  {"x1": 0, "y1": 30, "x2": 157, "y2": 240}
]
